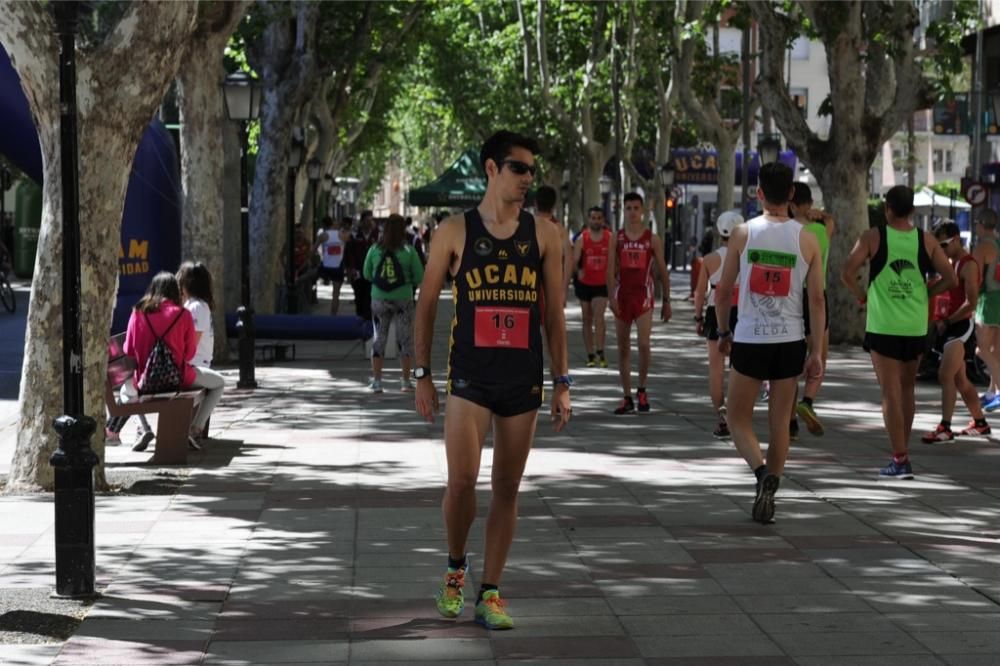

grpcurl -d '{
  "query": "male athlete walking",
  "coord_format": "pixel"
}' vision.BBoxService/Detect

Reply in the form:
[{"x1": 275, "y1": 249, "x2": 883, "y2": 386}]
[
  {"x1": 414, "y1": 130, "x2": 571, "y2": 630},
  {"x1": 573, "y1": 206, "x2": 611, "y2": 367},
  {"x1": 607, "y1": 192, "x2": 672, "y2": 414}
]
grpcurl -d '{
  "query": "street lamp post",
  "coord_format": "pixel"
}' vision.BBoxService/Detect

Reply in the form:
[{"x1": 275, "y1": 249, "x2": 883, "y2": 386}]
[
  {"x1": 286, "y1": 129, "x2": 304, "y2": 314},
  {"x1": 662, "y1": 161, "x2": 677, "y2": 270},
  {"x1": 323, "y1": 174, "x2": 340, "y2": 218},
  {"x1": 307, "y1": 157, "x2": 322, "y2": 240},
  {"x1": 223, "y1": 71, "x2": 262, "y2": 390},
  {"x1": 50, "y1": 0, "x2": 99, "y2": 600}
]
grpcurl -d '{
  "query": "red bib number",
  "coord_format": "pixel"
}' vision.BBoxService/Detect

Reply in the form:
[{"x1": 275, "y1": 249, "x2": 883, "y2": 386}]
[
  {"x1": 749, "y1": 264, "x2": 791, "y2": 297},
  {"x1": 474, "y1": 307, "x2": 530, "y2": 349},
  {"x1": 586, "y1": 254, "x2": 607, "y2": 271},
  {"x1": 933, "y1": 293, "x2": 951, "y2": 321},
  {"x1": 326, "y1": 245, "x2": 342, "y2": 256},
  {"x1": 622, "y1": 249, "x2": 647, "y2": 269}
]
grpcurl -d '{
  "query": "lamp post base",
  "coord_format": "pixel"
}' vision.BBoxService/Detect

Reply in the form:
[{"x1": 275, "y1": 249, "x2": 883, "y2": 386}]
[
  {"x1": 50, "y1": 414, "x2": 99, "y2": 600},
  {"x1": 236, "y1": 305, "x2": 257, "y2": 389}
]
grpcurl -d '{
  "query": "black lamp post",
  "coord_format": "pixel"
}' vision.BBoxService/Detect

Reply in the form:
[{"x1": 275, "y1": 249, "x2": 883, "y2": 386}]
[
  {"x1": 662, "y1": 161, "x2": 677, "y2": 270},
  {"x1": 322, "y1": 173, "x2": 334, "y2": 221},
  {"x1": 50, "y1": 0, "x2": 99, "y2": 600},
  {"x1": 285, "y1": 128, "x2": 304, "y2": 314},
  {"x1": 223, "y1": 70, "x2": 262, "y2": 390},
  {"x1": 307, "y1": 157, "x2": 322, "y2": 240}
]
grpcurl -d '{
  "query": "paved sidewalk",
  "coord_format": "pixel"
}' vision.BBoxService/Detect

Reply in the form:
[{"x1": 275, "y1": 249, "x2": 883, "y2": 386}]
[{"x1": 1, "y1": 281, "x2": 999, "y2": 665}]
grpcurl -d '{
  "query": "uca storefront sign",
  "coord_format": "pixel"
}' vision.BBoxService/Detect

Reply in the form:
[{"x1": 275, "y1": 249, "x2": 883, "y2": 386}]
[{"x1": 671, "y1": 149, "x2": 798, "y2": 186}]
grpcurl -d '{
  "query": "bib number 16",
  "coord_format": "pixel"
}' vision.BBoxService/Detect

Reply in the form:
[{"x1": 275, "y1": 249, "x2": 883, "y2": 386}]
[{"x1": 475, "y1": 306, "x2": 529, "y2": 348}]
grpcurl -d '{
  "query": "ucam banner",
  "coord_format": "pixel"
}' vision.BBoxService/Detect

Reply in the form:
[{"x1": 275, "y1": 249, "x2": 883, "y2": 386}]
[{"x1": 671, "y1": 149, "x2": 798, "y2": 186}]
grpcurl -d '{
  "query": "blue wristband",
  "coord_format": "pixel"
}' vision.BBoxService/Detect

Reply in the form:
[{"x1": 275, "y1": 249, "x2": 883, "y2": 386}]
[{"x1": 553, "y1": 375, "x2": 573, "y2": 387}]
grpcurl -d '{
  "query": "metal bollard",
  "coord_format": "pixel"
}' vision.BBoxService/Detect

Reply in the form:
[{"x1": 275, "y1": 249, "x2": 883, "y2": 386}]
[
  {"x1": 50, "y1": 414, "x2": 99, "y2": 599},
  {"x1": 237, "y1": 305, "x2": 257, "y2": 389}
]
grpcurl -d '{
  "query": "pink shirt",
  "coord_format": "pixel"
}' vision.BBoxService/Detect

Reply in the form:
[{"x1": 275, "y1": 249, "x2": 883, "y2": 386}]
[{"x1": 123, "y1": 301, "x2": 197, "y2": 388}]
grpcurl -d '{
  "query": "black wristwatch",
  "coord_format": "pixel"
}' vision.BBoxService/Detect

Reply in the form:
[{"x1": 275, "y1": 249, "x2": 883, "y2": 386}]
[
  {"x1": 718, "y1": 330, "x2": 732, "y2": 340},
  {"x1": 414, "y1": 366, "x2": 431, "y2": 380}
]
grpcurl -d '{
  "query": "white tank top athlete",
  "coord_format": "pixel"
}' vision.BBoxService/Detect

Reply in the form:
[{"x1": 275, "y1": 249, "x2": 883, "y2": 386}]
[
  {"x1": 319, "y1": 230, "x2": 344, "y2": 269},
  {"x1": 708, "y1": 245, "x2": 727, "y2": 308},
  {"x1": 734, "y1": 215, "x2": 808, "y2": 344}
]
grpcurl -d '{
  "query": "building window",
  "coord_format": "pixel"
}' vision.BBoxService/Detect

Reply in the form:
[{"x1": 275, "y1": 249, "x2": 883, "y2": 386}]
[
  {"x1": 932, "y1": 149, "x2": 953, "y2": 173},
  {"x1": 790, "y1": 37, "x2": 810, "y2": 60},
  {"x1": 789, "y1": 88, "x2": 808, "y2": 119}
]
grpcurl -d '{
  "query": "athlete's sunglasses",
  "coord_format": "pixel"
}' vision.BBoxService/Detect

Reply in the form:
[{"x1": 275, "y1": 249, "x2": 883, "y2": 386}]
[
  {"x1": 499, "y1": 159, "x2": 537, "y2": 177},
  {"x1": 939, "y1": 236, "x2": 955, "y2": 248}
]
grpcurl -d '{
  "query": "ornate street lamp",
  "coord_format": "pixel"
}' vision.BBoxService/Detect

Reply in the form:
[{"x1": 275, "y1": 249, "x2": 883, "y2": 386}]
[
  {"x1": 757, "y1": 133, "x2": 783, "y2": 166},
  {"x1": 50, "y1": 0, "x2": 99, "y2": 600},
  {"x1": 223, "y1": 70, "x2": 262, "y2": 389},
  {"x1": 661, "y1": 161, "x2": 676, "y2": 187},
  {"x1": 599, "y1": 174, "x2": 613, "y2": 196}
]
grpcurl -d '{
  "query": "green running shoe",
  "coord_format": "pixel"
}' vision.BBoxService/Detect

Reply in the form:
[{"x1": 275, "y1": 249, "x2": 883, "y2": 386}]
[
  {"x1": 435, "y1": 567, "x2": 466, "y2": 618},
  {"x1": 475, "y1": 589, "x2": 513, "y2": 630},
  {"x1": 796, "y1": 401, "x2": 824, "y2": 436}
]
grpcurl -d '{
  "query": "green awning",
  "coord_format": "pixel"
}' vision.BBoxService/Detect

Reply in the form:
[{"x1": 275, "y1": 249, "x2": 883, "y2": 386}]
[{"x1": 408, "y1": 149, "x2": 485, "y2": 207}]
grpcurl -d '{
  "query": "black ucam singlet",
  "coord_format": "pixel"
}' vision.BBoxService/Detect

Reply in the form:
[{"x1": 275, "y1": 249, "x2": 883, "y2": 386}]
[{"x1": 448, "y1": 208, "x2": 544, "y2": 385}]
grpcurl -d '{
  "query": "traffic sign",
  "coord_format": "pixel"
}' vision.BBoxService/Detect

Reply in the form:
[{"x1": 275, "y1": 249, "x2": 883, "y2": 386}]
[{"x1": 963, "y1": 181, "x2": 988, "y2": 207}]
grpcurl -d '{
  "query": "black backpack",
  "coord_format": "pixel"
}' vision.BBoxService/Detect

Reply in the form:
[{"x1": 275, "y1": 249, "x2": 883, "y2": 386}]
[
  {"x1": 373, "y1": 248, "x2": 407, "y2": 291},
  {"x1": 136, "y1": 311, "x2": 184, "y2": 395}
]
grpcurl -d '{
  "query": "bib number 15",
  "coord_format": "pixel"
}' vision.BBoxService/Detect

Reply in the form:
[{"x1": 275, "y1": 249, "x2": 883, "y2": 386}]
[{"x1": 749, "y1": 263, "x2": 791, "y2": 297}]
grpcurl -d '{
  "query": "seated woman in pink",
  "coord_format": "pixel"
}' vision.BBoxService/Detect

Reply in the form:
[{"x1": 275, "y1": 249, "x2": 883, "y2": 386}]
[{"x1": 120, "y1": 271, "x2": 205, "y2": 450}]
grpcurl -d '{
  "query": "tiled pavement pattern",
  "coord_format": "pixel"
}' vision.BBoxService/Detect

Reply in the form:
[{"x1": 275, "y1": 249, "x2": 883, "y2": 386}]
[{"x1": 1, "y1": 283, "x2": 1000, "y2": 665}]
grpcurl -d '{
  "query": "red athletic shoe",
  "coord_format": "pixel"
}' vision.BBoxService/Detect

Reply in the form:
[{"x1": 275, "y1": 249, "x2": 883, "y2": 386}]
[
  {"x1": 959, "y1": 421, "x2": 991, "y2": 437},
  {"x1": 637, "y1": 391, "x2": 650, "y2": 413},
  {"x1": 921, "y1": 423, "x2": 954, "y2": 443}
]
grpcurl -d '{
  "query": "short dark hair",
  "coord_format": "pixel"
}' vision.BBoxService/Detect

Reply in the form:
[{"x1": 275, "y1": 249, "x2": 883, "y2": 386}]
[
  {"x1": 758, "y1": 162, "x2": 793, "y2": 205},
  {"x1": 934, "y1": 220, "x2": 960, "y2": 240},
  {"x1": 623, "y1": 191, "x2": 643, "y2": 204},
  {"x1": 321, "y1": 216, "x2": 334, "y2": 228},
  {"x1": 480, "y1": 130, "x2": 540, "y2": 173},
  {"x1": 340, "y1": 217, "x2": 353, "y2": 229},
  {"x1": 588, "y1": 206, "x2": 604, "y2": 216},
  {"x1": 884, "y1": 185, "x2": 914, "y2": 217},
  {"x1": 360, "y1": 210, "x2": 373, "y2": 221},
  {"x1": 791, "y1": 182, "x2": 813, "y2": 206},
  {"x1": 535, "y1": 185, "x2": 557, "y2": 212},
  {"x1": 176, "y1": 261, "x2": 215, "y2": 311}
]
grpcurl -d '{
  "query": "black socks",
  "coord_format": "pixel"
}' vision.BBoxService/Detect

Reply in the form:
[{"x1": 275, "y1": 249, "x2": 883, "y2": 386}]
[
  {"x1": 754, "y1": 464, "x2": 768, "y2": 483},
  {"x1": 802, "y1": 396, "x2": 814, "y2": 407},
  {"x1": 448, "y1": 554, "x2": 467, "y2": 571},
  {"x1": 477, "y1": 583, "x2": 498, "y2": 603}
]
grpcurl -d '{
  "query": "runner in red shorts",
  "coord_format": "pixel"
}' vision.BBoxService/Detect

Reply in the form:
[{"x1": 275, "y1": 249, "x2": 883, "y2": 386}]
[{"x1": 606, "y1": 192, "x2": 672, "y2": 413}]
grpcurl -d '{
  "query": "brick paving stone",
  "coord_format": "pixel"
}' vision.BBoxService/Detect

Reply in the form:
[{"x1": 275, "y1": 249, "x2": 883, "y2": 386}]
[
  {"x1": 203, "y1": 639, "x2": 349, "y2": 664},
  {"x1": 491, "y1": 636, "x2": 640, "y2": 660},
  {"x1": 634, "y1": 634, "x2": 785, "y2": 658}
]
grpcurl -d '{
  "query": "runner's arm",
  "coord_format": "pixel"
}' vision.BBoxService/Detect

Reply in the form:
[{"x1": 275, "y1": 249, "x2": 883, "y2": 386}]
[
  {"x1": 714, "y1": 223, "x2": 745, "y2": 335},
  {"x1": 414, "y1": 218, "x2": 460, "y2": 371},
  {"x1": 693, "y1": 253, "x2": 716, "y2": 320},
  {"x1": 926, "y1": 232, "x2": 957, "y2": 297},
  {"x1": 801, "y1": 230, "x2": 826, "y2": 351},
  {"x1": 946, "y1": 259, "x2": 980, "y2": 322},
  {"x1": 572, "y1": 235, "x2": 584, "y2": 281},
  {"x1": 651, "y1": 235, "x2": 672, "y2": 321},
  {"x1": 606, "y1": 232, "x2": 619, "y2": 314},
  {"x1": 839, "y1": 229, "x2": 877, "y2": 304}
]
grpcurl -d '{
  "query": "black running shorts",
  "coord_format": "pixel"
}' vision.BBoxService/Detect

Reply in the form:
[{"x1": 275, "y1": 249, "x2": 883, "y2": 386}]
[
  {"x1": 863, "y1": 332, "x2": 926, "y2": 363},
  {"x1": 574, "y1": 281, "x2": 609, "y2": 302},
  {"x1": 932, "y1": 319, "x2": 974, "y2": 354},
  {"x1": 802, "y1": 289, "x2": 830, "y2": 337},
  {"x1": 447, "y1": 376, "x2": 544, "y2": 417},
  {"x1": 704, "y1": 306, "x2": 738, "y2": 341},
  {"x1": 731, "y1": 340, "x2": 807, "y2": 381}
]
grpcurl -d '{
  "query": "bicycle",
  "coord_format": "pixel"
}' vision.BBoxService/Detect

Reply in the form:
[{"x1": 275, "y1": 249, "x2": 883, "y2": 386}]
[{"x1": 0, "y1": 253, "x2": 15, "y2": 313}]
